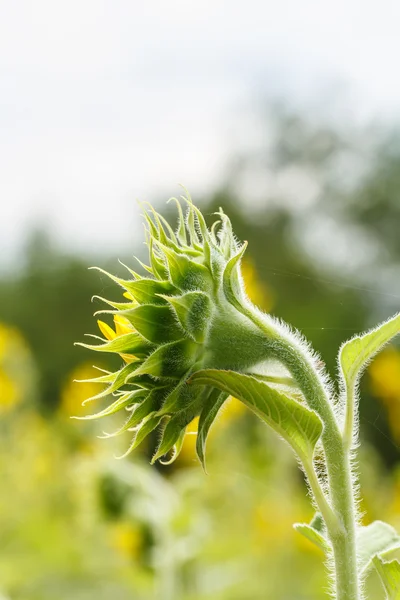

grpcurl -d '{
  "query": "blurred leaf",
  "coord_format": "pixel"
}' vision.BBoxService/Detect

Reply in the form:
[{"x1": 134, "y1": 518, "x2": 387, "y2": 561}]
[
  {"x1": 358, "y1": 521, "x2": 400, "y2": 575},
  {"x1": 373, "y1": 555, "x2": 400, "y2": 599}
]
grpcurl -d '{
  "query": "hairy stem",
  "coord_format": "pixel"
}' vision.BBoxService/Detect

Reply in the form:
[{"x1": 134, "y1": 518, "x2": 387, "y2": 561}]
[
  {"x1": 302, "y1": 458, "x2": 338, "y2": 534},
  {"x1": 275, "y1": 337, "x2": 360, "y2": 600},
  {"x1": 245, "y1": 309, "x2": 360, "y2": 599},
  {"x1": 343, "y1": 386, "x2": 356, "y2": 453}
]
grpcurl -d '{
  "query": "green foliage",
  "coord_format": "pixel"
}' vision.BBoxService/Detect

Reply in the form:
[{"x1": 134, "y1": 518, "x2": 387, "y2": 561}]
[
  {"x1": 190, "y1": 369, "x2": 323, "y2": 463},
  {"x1": 340, "y1": 313, "x2": 400, "y2": 399},
  {"x1": 294, "y1": 513, "x2": 330, "y2": 553},
  {"x1": 357, "y1": 521, "x2": 400, "y2": 575},
  {"x1": 75, "y1": 194, "x2": 400, "y2": 599},
  {"x1": 373, "y1": 556, "x2": 400, "y2": 599},
  {"x1": 2, "y1": 108, "x2": 400, "y2": 598}
]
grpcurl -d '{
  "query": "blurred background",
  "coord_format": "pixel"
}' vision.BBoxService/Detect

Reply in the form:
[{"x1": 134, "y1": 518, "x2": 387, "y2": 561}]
[{"x1": 1, "y1": 2, "x2": 400, "y2": 598}]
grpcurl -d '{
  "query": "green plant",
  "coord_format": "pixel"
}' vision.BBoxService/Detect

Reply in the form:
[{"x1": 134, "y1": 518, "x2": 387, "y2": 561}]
[{"x1": 76, "y1": 195, "x2": 400, "y2": 600}]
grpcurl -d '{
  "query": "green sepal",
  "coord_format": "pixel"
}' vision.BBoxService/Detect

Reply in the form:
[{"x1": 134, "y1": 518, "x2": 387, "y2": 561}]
[
  {"x1": 74, "y1": 370, "x2": 116, "y2": 385},
  {"x1": 124, "y1": 387, "x2": 168, "y2": 429},
  {"x1": 222, "y1": 242, "x2": 247, "y2": 310},
  {"x1": 76, "y1": 332, "x2": 153, "y2": 357},
  {"x1": 159, "y1": 429, "x2": 186, "y2": 465},
  {"x1": 294, "y1": 513, "x2": 330, "y2": 553},
  {"x1": 210, "y1": 219, "x2": 221, "y2": 245},
  {"x1": 88, "y1": 267, "x2": 139, "y2": 290},
  {"x1": 156, "y1": 242, "x2": 213, "y2": 293},
  {"x1": 217, "y1": 209, "x2": 236, "y2": 259},
  {"x1": 144, "y1": 203, "x2": 187, "y2": 255},
  {"x1": 148, "y1": 237, "x2": 169, "y2": 280},
  {"x1": 122, "y1": 304, "x2": 183, "y2": 344},
  {"x1": 92, "y1": 295, "x2": 137, "y2": 312},
  {"x1": 373, "y1": 555, "x2": 400, "y2": 599},
  {"x1": 99, "y1": 391, "x2": 153, "y2": 438},
  {"x1": 117, "y1": 415, "x2": 164, "y2": 459},
  {"x1": 128, "y1": 374, "x2": 170, "y2": 390},
  {"x1": 72, "y1": 388, "x2": 144, "y2": 421},
  {"x1": 182, "y1": 196, "x2": 212, "y2": 265},
  {"x1": 156, "y1": 373, "x2": 200, "y2": 416},
  {"x1": 190, "y1": 370, "x2": 323, "y2": 462},
  {"x1": 118, "y1": 260, "x2": 142, "y2": 280},
  {"x1": 145, "y1": 203, "x2": 170, "y2": 245},
  {"x1": 158, "y1": 212, "x2": 180, "y2": 247},
  {"x1": 161, "y1": 291, "x2": 212, "y2": 343},
  {"x1": 196, "y1": 388, "x2": 229, "y2": 471},
  {"x1": 133, "y1": 339, "x2": 198, "y2": 379},
  {"x1": 167, "y1": 197, "x2": 187, "y2": 245},
  {"x1": 91, "y1": 264, "x2": 176, "y2": 303},
  {"x1": 132, "y1": 255, "x2": 154, "y2": 277},
  {"x1": 151, "y1": 414, "x2": 192, "y2": 465},
  {"x1": 123, "y1": 278, "x2": 178, "y2": 305},
  {"x1": 79, "y1": 361, "x2": 142, "y2": 404},
  {"x1": 186, "y1": 202, "x2": 202, "y2": 249},
  {"x1": 140, "y1": 203, "x2": 160, "y2": 240}
]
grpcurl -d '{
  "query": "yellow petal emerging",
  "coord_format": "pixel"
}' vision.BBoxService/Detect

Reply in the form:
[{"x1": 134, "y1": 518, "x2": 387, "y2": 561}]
[
  {"x1": 97, "y1": 320, "x2": 117, "y2": 341},
  {"x1": 114, "y1": 314, "x2": 134, "y2": 336}
]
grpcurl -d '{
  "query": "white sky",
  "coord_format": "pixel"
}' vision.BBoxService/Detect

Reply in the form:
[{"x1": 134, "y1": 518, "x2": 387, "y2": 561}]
[{"x1": 1, "y1": 0, "x2": 400, "y2": 266}]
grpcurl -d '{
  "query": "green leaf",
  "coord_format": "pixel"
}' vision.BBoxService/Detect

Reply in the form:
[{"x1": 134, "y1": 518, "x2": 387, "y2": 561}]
[
  {"x1": 122, "y1": 304, "x2": 183, "y2": 344},
  {"x1": 357, "y1": 521, "x2": 400, "y2": 575},
  {"x1": 161, "y1": 291, "x2": 212, "y2": 343},
  {"x1": 373, "y1": 556, "x2": 400, "y2": 599},
  {"x1": 196, "y1": 388, "x2": 229, "y2": 470},
  {"x1": 190, "y1": 370, "x2": 323, "y2": 461},
  {"x1": 294, "y1": 513, "x2": 330, "y2": 553},
  {"x1": 339, "y1": 312, "x2": 400, "y2": 393}
]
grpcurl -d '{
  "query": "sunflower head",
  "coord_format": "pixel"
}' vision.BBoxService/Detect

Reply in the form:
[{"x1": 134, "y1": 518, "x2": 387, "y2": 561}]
[{"x1": 76, "y1": 194, "x2": 272, "y2": 467}]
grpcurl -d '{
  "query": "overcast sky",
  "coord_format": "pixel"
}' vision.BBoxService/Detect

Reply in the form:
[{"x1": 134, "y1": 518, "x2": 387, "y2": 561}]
[{"x1": 1, "y1": 0, "x2": 400, "y2": 266}]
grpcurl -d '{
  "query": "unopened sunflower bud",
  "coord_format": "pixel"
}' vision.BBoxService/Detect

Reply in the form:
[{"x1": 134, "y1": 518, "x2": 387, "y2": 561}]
[{"x1": 76, "y1": 194, "x2": 277, "y2": 467}]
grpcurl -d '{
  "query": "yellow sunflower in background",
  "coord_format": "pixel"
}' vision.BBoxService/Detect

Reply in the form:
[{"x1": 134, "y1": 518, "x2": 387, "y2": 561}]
[
  {"x1": 0, "y1": 322, "x2": 35, "y2": 414},
  {"x1": 369, "y1": 346, "x2": 400, "y2": 441},
  {"x1": 60, "y1": 361, "x2": 108, "y2": 418}
]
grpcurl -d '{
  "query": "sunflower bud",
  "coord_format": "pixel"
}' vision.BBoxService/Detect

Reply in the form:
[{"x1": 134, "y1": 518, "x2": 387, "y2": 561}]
[{"x1": 76, "y1": 195, "x2": 276, "y2": 467}]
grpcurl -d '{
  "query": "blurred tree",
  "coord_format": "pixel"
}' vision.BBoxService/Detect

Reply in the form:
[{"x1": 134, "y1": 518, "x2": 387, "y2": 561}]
[{"x1": 0, "y1": 230, "x2": 103, "y2": 413}]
